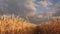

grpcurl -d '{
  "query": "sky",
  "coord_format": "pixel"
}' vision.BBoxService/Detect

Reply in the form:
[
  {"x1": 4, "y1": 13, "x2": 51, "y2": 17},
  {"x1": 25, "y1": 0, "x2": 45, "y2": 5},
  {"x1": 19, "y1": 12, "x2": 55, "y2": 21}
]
[{"x1": 0, "y1": 0, "x2": 60, "y2": 24}]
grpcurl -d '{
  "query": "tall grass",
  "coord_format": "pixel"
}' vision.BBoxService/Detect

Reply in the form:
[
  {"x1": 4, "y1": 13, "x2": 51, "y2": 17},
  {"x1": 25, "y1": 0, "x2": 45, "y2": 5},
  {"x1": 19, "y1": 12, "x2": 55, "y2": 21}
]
[
  {"x1": 38, "y1": 19, "x2": 60, "y2": 34},
  {"x1": 0, "y1": 15, "x2": 36, "y2": 34},
  {"x1": 0, "y1": 15, "x2": 60, "y2": 34}
]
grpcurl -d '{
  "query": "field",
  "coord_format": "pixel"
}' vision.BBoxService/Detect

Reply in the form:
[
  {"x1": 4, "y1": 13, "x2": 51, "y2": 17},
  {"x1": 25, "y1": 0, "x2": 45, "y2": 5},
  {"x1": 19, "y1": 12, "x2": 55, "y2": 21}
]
[{"x1": 0, "y1": 15, "x2": 60, "y2": 34}]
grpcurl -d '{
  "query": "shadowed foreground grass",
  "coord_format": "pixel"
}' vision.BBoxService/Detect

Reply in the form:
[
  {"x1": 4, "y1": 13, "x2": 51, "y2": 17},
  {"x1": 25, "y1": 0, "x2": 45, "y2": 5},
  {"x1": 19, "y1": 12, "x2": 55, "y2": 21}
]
[
  {"x1": 38, "y1": 20, "x2": 60, "y2": 34},
  {"x1": 0, "y1": 15, "x2": 60, "y2": 34}
]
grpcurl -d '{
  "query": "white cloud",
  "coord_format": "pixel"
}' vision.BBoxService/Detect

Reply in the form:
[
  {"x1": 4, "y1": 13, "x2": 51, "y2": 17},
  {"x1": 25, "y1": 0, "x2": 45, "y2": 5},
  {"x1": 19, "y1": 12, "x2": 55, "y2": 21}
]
[
  {"x1": 35, "y1": 0, "x2": 52, "y2": 8},
  {"x1": 38, "y1": 1, "x2": 48, "y2": 8}
]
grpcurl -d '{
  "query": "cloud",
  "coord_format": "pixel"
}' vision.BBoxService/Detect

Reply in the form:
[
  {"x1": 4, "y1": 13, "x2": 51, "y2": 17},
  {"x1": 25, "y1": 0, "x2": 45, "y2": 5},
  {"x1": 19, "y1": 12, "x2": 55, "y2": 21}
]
[
  {"x1": 53, "y1": 2, "x2": 60, "y2": 16},
  {"x1": 9, "y1": 0, "x2": 36, "y2": 16},
  {"x1": 0, "y1": 0, "x2": 60, "y2": 24},
  {"x1": 28, "y1": 0, "x2": 53, "y2": 24},
  {"x1": 38, "y1": 1, "x2": 48, "y2": 8},
  {"x1": 35, "y1": 0, "x2": 52, "y2": 8},
  {"x1": 0, "y1": 0, "x2": 36, "y2": 16},
  {"x1": 20, "y1": 0, "x2": 60, "y2": 24},
  {"x1": 0, "y1": 0, "x2": 4, "y2": 7}
]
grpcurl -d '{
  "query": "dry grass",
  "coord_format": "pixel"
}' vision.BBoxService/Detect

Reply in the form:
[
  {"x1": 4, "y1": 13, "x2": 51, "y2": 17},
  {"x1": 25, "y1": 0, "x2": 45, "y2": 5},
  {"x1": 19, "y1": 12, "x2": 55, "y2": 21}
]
[
  {"x1": 0, "y1": 15, "x2": 60, "y2": 34},
  {"x1": 0, "y1": 15, "x2": 36, "y2": 34},
  {"x1": 38, "y1": 19, "x2": 60, "y2": 34}
]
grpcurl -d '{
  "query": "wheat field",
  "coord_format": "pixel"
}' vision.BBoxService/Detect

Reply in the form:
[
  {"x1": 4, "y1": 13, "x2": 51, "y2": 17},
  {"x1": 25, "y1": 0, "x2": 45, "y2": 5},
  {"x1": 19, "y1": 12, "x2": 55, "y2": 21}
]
[{"x1": 0, "y1": 15, "x2": 60, "y2": 34}]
